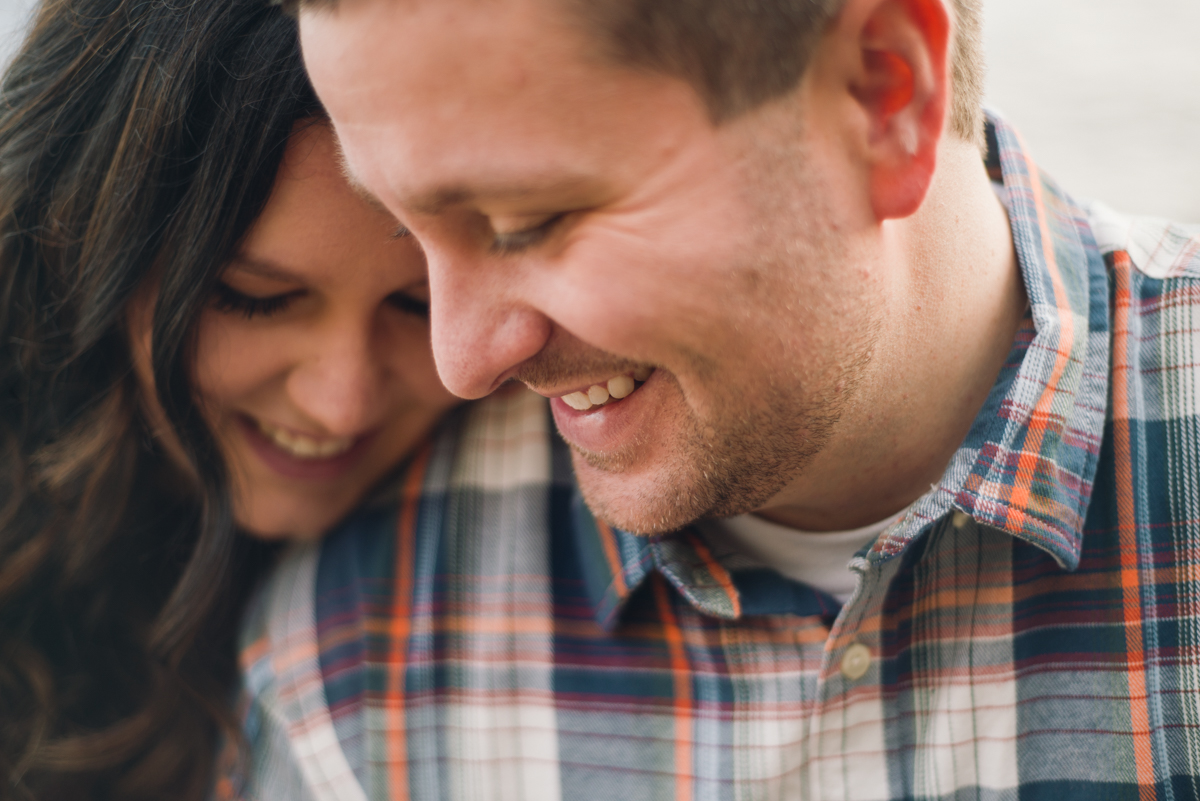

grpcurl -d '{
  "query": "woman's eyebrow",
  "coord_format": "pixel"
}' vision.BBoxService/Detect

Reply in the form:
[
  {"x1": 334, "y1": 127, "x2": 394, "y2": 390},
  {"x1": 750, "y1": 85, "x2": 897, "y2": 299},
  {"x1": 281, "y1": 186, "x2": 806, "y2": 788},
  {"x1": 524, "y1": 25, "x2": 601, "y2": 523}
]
[
  {"x1": 348, "y1": 176, "x2": 395, "y2": 216},
  {"x1": 334, "y1": 138, "x2": 396, "y2": 215},
  {"x1": 224, "y1": 255, "x2": 304, "y2": 283},
  {"x1": 337, "y1": 158, "x2": 411, "y2": 241}
]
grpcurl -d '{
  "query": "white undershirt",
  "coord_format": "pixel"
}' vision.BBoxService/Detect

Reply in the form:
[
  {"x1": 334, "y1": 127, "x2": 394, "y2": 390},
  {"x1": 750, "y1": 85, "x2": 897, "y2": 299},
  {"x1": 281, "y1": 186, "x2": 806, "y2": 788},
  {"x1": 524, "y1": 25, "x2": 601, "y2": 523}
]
[{"x1": 698, "y1": 510, "x2": 906, "y2": 603}]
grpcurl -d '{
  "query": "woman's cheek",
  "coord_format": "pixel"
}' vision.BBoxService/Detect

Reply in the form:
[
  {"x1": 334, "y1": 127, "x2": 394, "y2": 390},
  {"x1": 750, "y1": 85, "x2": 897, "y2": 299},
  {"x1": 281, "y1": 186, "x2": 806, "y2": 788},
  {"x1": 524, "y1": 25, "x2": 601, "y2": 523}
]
[{"x1": 190, "y1": 310, "x2": 294, "y2": 410}]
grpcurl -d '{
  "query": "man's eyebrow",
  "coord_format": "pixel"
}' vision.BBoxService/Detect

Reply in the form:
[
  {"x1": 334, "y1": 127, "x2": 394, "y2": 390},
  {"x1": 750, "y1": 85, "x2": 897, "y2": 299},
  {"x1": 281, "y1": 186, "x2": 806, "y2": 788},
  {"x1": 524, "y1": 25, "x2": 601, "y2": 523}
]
[
  {"x1": 404, "y1": 177, "x2": 594, "y2": 216},
  {"x1": 406, "y1": 186, "x2": 475, "y2": 215},
  {"x1": 332, "y1": 131, "x2": 594, "y2": 219}
]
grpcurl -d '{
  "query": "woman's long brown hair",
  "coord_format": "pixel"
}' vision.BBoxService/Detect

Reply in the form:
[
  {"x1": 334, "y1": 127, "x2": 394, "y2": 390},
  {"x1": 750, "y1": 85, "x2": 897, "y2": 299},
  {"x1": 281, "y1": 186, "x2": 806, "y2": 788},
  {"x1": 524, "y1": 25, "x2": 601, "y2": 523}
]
[{"x1": 0, "y1": 1, "x2": 323, "y2": 797}]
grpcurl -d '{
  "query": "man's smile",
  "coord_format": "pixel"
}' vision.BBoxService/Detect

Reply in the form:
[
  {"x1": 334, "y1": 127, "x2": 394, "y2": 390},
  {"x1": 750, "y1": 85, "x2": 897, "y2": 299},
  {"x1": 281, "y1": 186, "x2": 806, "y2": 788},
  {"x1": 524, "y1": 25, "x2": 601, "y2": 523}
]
[{"x1": 543, "y1": 365, "x2": 656, "y2": 412}]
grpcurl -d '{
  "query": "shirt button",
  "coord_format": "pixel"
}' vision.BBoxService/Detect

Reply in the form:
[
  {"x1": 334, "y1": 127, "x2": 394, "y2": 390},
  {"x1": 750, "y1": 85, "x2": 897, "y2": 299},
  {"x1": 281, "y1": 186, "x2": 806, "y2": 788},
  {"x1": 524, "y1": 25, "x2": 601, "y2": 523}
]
[
  {"x1": 952, "y1": 510, "x2": 971, "y2": 530},
  {"x1": 840, "y1": 642, "x2": 872, "y2": 681}
]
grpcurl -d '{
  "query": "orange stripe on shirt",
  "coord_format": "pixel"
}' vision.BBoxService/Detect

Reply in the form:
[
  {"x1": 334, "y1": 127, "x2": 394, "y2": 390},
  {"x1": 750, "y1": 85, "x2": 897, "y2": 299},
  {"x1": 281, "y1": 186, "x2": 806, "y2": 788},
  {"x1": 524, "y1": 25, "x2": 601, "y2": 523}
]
[
  {"x1": 385, "y1": 443, "x2": 432, "y2": 801},
  {"x1": 653, "y1": 576, "x2": 693, "y2": 801},
  {"x1": 1005, "y1": 137, "x2": 1075, "y2": 534},
  {"x1": 1110, "y1": 251, "x2": 1157, "y2": 797},
  {"x1": 595, "y1": 518, "x2": 629, "y2": 598}
]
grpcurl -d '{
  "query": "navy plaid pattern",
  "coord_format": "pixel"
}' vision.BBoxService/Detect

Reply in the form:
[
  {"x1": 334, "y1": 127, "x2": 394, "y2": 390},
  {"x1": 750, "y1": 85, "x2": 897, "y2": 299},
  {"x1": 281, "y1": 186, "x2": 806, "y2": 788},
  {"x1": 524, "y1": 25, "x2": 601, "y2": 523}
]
[{"x1": 214, "y1": 113, "x2": 1200, "y2": 801}]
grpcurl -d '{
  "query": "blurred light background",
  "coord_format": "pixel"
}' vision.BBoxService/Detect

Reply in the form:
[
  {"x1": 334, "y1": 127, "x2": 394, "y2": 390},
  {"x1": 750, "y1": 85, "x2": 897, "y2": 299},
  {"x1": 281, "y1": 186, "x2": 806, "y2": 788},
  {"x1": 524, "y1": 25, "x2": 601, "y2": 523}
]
[{"x1": 1, "y1": 0, "x2": 1197, "y2": 221}]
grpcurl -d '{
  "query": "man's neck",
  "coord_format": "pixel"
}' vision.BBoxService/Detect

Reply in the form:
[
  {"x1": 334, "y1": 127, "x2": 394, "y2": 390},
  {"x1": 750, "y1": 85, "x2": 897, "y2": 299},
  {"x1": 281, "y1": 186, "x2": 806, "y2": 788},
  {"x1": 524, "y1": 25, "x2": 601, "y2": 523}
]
[{"x1": 757, "y1": 135, "x2": 1025, "y2": 532}]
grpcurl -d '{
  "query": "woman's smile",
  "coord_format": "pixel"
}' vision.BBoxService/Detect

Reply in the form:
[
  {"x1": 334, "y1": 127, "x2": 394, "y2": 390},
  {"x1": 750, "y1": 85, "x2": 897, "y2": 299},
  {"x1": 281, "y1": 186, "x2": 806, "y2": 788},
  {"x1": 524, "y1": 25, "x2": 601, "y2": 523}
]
[
  {"x1": 237, "y1": 414, "x2": 377, "y2": 481},
  {"x1": 254, "y1": 416, "x2": 356, "y2": 458}
]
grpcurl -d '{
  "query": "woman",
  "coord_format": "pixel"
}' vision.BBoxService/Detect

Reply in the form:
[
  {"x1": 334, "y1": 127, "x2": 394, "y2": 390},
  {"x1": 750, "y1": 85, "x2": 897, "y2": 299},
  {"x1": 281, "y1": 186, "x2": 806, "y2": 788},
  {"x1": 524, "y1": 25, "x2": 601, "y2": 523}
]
[{"x1": 0, "y1": 0, "x2": 457, "y2": 798}]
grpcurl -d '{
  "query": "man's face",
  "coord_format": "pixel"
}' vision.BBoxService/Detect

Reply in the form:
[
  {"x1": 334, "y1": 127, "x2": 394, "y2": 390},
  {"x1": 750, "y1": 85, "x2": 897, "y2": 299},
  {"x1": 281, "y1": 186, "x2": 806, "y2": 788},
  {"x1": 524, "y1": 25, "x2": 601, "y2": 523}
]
[{"x1": 301, "y1": 0, "x2": 886, "y2": 533}]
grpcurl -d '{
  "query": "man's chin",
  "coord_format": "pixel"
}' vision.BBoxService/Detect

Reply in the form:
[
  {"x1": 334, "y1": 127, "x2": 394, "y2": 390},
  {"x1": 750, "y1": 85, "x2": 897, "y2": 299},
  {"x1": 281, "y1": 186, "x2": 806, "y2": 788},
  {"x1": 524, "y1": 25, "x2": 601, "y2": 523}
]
[
  {"x1": 567, "y1": 423, "x2": 809, "y2": 535},
  {"x1": 569, "y1": 448, "x2": 713, "y2": 536}
]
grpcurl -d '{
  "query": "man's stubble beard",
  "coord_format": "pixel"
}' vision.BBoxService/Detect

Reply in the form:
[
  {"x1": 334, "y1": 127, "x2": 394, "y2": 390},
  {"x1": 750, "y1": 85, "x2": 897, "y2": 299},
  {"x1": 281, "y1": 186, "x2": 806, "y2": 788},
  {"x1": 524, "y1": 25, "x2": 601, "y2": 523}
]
[{"x1": 573, "y1": 336, "x2": 875, "y2": 535}]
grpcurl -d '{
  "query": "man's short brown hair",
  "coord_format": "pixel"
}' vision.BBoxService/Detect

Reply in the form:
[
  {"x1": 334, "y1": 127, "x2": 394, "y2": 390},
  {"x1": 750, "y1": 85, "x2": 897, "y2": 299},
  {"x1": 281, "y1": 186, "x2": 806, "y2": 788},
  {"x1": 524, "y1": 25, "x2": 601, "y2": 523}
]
[
  {"x1": 571, "y1": 0, "x2": 984, "y2": 143},
  {"x1": 285, "y1": 0, "x2": 985, "y2": 145}
]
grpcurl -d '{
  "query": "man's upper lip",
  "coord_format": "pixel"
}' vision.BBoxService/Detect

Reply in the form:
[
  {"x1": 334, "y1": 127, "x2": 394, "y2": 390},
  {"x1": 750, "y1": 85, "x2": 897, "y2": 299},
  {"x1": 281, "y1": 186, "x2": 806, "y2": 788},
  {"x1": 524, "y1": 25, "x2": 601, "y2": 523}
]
[
  {"x1": 525, "y1": 376, "x2": 631, "y2": 399},
  {"x1": 516, "y1": 365, "x2": 654, "y2": 399}
]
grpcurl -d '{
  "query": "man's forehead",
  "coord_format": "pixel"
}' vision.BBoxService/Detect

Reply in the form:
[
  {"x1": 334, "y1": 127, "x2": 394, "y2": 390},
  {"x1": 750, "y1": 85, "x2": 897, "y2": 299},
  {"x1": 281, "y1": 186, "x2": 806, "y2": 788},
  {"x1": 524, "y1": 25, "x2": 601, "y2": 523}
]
[
  {"x1": 299, "y1": 0, "x2": 666, "y2": 129},
  {"x1": 301, "y1": 0, "x2": 572, "y2": 54},
  {"x1": 305, "y1": 0, "x2": 721, "y2": 221},
  {"x1": 303, "y1": 0, "x2": 599, "y2": 156}
]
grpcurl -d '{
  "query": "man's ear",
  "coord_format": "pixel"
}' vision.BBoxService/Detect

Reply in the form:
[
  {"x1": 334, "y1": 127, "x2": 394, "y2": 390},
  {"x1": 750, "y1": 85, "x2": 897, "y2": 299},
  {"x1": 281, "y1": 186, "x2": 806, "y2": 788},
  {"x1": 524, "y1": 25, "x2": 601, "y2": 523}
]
[{"x1": 839, "y1": 0, "x2": 951, "y2": 221}]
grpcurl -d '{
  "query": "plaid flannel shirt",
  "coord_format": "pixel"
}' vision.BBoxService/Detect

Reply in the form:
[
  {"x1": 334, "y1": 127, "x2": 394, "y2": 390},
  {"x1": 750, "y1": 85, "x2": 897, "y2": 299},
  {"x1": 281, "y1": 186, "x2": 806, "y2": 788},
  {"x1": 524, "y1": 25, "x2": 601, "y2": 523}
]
[{"x1": 216, "y1": 113, "x2": 1200, "y2": 801}]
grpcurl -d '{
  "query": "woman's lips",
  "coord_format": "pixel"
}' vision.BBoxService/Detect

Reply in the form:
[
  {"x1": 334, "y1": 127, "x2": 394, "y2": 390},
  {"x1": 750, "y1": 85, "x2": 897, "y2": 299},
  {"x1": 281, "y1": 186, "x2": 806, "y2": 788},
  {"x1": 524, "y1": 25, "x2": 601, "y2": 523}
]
[
  {"x1": 236, "y1": 415, "x2": 375, "y2": 481},
  {"x1": 256, "y1": 417, "x2": 355, "y2": 457}
]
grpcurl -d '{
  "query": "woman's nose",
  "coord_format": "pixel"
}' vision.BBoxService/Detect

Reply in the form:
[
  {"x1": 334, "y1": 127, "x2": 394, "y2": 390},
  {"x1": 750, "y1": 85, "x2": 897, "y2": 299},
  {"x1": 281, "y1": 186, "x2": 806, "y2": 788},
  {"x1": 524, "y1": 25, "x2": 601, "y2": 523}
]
[{"x1": 285, "y1": 318, "x2": 386, "y2": 435}]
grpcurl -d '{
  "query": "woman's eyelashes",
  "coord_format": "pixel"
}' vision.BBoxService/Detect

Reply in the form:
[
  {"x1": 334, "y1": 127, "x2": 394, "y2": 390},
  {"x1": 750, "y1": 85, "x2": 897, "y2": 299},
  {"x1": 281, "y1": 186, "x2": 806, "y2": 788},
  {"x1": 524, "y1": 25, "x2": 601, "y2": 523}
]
[
  {"x1": 212, "y1": 282, "x2": 303, "y2": 319},
  {"x1": 212, "y1": 282, "x2": 431, "y2": 321},
  {"x1": 387, "y1": 291, "x2": 430, "y2": 318}
]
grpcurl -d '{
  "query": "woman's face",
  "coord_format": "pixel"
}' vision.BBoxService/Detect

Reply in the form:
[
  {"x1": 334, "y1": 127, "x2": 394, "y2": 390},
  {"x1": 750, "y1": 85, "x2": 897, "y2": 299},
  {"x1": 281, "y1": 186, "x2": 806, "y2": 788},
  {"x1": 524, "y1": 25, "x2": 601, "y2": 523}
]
[{"x1": 133, "y1": 122, "x2": 459, "y2": 539}]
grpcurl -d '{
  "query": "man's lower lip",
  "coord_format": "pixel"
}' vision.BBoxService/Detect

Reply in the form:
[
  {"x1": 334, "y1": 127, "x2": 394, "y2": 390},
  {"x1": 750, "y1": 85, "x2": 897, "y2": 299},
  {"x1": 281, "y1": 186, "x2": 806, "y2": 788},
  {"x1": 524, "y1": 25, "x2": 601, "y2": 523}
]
[
  {"x1": 237, "y1": 416, "x2": 374, "y2": 481},
  {"x1": 548, "y1": 370, "x2": 659, "y2": 455}
]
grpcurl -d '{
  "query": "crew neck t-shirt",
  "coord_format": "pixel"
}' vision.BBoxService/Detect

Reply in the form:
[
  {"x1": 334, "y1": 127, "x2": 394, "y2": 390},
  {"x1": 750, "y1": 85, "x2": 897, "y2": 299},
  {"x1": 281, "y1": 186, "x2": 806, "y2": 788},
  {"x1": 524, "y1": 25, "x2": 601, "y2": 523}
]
[{"x1": 698, "y1": 510, "x2": 907, "y2": 603}]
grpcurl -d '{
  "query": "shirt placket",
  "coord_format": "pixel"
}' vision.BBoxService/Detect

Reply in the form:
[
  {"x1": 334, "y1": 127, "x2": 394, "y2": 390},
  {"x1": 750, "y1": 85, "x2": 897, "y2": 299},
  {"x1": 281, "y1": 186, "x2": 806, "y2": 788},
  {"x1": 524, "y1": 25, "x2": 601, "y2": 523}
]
[{"x1": 804, "y1": 554, "x2": 905, "y2": 801}]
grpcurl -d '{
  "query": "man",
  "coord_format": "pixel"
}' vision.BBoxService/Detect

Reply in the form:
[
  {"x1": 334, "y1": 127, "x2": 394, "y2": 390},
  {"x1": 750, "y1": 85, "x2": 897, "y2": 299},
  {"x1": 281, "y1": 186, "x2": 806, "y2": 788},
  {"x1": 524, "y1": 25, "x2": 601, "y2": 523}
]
[{"x1": 223, "y1": 0, "x2": 1200, "y2": 798}]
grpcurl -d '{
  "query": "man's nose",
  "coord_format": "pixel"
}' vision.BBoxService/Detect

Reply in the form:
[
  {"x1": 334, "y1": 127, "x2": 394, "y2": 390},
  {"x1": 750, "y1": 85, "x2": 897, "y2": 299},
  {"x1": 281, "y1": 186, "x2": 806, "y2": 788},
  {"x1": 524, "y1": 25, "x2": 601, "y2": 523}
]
[
  {"x1": 426, "y1": 250, "x2": 551, "y2": 399},
  {"x1": 286, "y1": 318, "x2": 385, "y2": 435}
]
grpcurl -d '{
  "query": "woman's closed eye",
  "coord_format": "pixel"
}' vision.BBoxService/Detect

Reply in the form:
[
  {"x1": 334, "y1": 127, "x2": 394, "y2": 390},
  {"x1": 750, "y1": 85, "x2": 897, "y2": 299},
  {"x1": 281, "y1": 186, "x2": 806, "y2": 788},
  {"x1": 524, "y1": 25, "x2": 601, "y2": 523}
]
[
  {"x1": 387, "y1": 291, "x2": 430, "y2": 319},
  {"x1": 212, "y1": 282, "x2": 304, "y2": 319}
]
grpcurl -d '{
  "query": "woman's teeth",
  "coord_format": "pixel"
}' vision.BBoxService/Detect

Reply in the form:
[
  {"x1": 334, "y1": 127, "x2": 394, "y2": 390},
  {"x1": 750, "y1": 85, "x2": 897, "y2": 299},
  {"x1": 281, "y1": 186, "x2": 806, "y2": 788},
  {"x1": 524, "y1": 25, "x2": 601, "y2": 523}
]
[
  {"x1": 257, "y1": 421, "x2": 355, "y2": 459},
  {"x1": 560, "y1": 369, "x2": 653, "y2": 412}
]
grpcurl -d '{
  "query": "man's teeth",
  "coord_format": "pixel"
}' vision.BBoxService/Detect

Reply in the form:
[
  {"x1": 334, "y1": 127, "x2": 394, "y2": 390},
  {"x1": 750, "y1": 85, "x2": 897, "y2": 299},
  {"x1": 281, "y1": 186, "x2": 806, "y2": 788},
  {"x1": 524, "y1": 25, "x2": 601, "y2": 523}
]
[
  {"x1": 257, "y1": 421, "x2": 355, "y2": 459},
  {"x1": 561, "y1": 392, "x2": 593, "y2": 411},
  {"x1": 560, "y1": 371, "x2": 650, "y2": 412},
  {"x1": 608, "y1": 375, "x2": 635, "y2": 399}
]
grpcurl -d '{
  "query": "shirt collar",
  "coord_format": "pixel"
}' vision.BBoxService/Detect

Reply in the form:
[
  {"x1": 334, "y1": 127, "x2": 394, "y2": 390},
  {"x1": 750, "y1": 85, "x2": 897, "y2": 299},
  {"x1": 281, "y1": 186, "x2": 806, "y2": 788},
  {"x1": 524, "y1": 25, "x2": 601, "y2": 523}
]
[
  {"x1": 576, "y1": 111, "x2": 1111, "y2": 628},
  {"x1": 869, "y1": 111, "x2": 1110, "y2": 572},
  {"x1": 571, "y1": 495, "x2": 741, "y2": 629}
]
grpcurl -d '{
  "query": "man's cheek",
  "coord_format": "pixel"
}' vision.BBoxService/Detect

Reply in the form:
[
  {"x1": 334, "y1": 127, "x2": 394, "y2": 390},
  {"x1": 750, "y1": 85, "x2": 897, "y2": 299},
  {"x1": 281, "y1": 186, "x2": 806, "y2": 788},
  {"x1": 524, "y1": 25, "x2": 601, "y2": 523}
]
[{"x1": 542, "y1": 261, "x2": 681, "y2": 355}]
